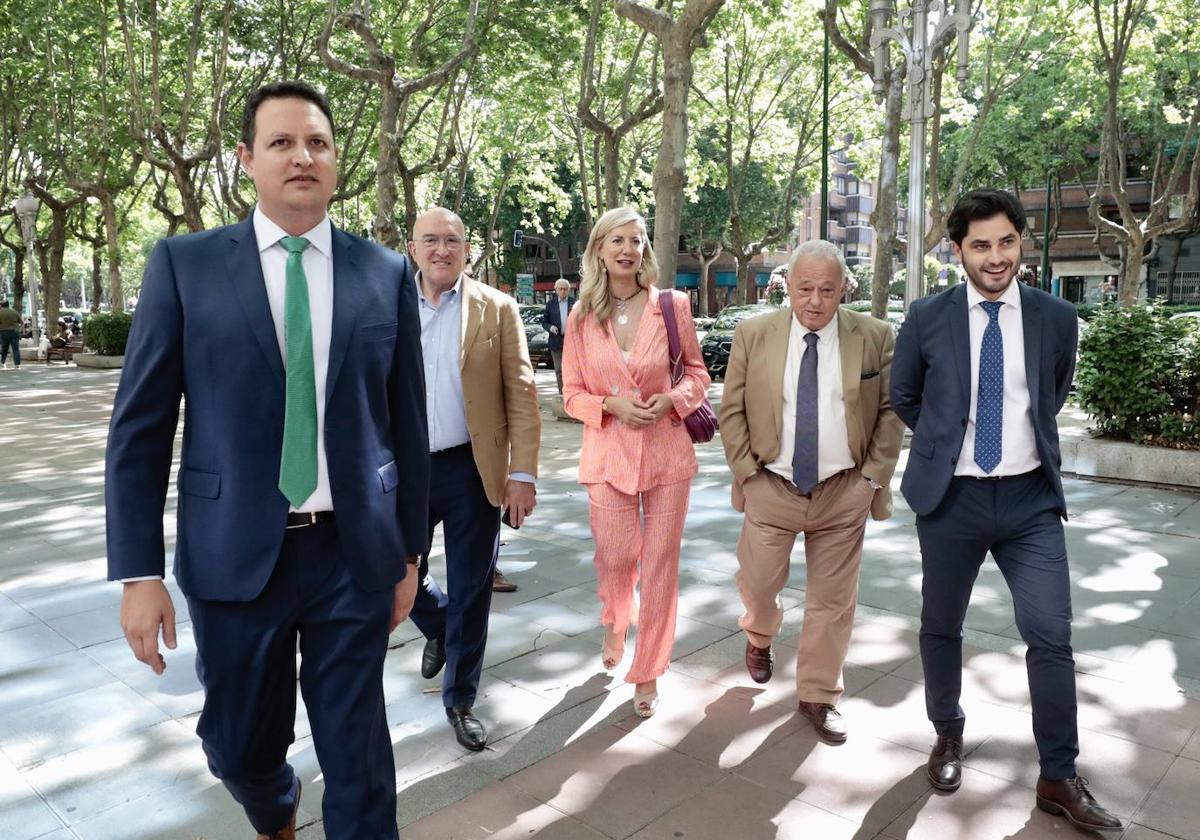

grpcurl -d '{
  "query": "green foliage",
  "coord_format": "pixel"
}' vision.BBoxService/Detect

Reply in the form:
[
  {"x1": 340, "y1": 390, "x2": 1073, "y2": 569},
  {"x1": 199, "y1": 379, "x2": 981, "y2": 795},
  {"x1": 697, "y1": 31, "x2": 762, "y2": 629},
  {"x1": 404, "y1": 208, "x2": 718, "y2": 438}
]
[
  {"x1": 1075, "y1": 304, "x2": 1200, "y2": 445},
  {"x1": 82, "y1": 311, "x2": 132, "y2": 356}
]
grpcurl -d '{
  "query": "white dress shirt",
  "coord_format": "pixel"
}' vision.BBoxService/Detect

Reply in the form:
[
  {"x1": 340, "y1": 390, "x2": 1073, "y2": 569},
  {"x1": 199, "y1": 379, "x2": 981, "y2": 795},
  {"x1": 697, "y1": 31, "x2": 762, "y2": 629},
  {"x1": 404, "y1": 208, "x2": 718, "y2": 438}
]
[
  {"x1": 255, "y1": 207, "x2": 336, "y2": 511},
  {"x1": 768, "y1": 314, "x2": 856, "y2": 485},
  {"x1": 955, "y1": 280, "x2": 1041, "y2": 477}
]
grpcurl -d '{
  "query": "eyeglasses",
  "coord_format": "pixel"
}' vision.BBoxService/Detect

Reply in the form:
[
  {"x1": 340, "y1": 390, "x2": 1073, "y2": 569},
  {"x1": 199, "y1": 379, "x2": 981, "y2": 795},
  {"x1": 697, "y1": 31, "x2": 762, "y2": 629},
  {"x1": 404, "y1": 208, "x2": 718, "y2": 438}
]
[{"x1": 417, "y1": 235, "x2": 465, "y2": 249}]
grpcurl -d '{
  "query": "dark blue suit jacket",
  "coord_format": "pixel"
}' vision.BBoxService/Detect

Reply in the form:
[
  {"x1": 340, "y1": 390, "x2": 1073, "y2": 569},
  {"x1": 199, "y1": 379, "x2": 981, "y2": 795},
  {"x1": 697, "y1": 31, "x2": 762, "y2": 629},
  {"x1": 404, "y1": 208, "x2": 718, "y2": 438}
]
[
  {"x1": 889, "y1": 282, "x2": 1077, "y2": 518},
  {"x1": 541, "y1": 296, "x2": 575, "y2": 352},
  {"x1": 105, "y1": 217, "x2": 430, "y2": 601}
]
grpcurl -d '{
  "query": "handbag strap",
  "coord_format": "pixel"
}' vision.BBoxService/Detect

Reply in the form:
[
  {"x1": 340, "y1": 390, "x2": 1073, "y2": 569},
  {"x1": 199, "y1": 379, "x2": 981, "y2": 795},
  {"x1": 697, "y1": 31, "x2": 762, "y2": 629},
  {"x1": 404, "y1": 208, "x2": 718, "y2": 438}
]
[{"x1": 658, "y1": 290, "x2": 685, "y2": 386}]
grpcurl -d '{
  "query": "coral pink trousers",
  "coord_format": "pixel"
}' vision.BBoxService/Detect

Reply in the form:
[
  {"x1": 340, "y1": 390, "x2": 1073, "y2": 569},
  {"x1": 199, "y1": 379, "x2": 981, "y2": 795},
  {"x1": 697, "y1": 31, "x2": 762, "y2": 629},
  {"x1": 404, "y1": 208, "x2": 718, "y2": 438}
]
[{"x1": 586, "y1": 478, "x2": 691, "y2": 684}]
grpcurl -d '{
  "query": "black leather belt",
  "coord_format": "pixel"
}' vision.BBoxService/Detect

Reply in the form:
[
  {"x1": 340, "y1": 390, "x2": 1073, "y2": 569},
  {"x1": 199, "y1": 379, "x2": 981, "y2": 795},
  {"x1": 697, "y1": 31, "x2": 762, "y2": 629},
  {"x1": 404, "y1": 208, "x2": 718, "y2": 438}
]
[
  {"x1": 286, "y1": 511, "x2": 335, "y2": 529},
  {"x1": 961, "y1": 469, "x2": 1040, "y2": 482}
]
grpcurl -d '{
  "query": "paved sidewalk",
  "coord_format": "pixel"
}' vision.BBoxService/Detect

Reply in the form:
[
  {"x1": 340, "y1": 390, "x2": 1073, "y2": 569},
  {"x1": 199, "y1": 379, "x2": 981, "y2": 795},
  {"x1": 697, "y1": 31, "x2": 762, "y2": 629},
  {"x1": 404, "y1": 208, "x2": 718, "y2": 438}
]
[{"x1": 1, "y1": 364, "x2": 1198, "y2": 840}]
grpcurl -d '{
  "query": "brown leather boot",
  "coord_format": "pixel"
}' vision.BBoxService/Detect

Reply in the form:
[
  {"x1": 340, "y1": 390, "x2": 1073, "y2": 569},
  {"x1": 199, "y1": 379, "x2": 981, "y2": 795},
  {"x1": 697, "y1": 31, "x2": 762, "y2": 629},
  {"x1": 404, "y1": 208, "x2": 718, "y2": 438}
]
[{"x1": 1035, "y1": 775, "x2": 1123, "y2": 832}]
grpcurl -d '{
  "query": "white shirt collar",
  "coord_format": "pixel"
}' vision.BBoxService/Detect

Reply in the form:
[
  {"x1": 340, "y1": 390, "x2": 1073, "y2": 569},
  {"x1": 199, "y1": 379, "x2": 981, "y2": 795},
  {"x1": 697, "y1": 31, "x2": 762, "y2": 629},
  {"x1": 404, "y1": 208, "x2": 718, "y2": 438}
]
[
  {"x1": 965, "y1": 276, "x2": 1022, "y2": 310},
  {"x1": 792, "y1": 310, "x2": 840, "y2": 344},
  {"x1": 414, "y1": 271, "x2": 464, "y2": 305},
  {"x1": 253, "y1": 206, "x2": 332, "y2": 258}
]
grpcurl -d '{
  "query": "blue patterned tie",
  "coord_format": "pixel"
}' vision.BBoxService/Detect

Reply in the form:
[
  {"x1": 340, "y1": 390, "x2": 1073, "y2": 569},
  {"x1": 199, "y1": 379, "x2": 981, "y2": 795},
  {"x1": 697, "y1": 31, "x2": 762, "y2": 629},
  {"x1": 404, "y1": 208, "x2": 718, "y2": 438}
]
[
  {"x1": 792, "y1": 332, "x2": 819, "y2": 493},
  {"x1": 974, "y1": 301, "x2": 1004, "y2": 473}
]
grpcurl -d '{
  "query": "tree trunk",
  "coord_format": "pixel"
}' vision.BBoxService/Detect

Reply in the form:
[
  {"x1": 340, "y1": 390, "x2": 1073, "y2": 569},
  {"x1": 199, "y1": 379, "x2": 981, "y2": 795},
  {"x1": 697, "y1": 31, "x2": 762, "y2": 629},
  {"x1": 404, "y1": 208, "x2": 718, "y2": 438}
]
[
  {"x1": 651, "y1": 42, "x2": 692, "y2": 289},
  {"x1": 374, "y1": 89, "x2": 402, "y2": 248},
  {"x1": 172, "y1": 164, "x2": 205, "y2": 233},
  {"x1": 101, "y1": 191, "x2": 124, "y2": 312},
  {"x1": 1119, "y1": 234, "x2": 1144, "y2": 307},
  {"x1": 90, "y1": 245, "x2": 103, "y2": 313},
  {"x1": 603, "y1": 134, "x2": 621, "y2": 210},
  {"x1": 870, "y1": 71, "x2": 904, "y2": 320},
  {"x1": 735, "y1": 252, "x2": 752, "y2": 306}
]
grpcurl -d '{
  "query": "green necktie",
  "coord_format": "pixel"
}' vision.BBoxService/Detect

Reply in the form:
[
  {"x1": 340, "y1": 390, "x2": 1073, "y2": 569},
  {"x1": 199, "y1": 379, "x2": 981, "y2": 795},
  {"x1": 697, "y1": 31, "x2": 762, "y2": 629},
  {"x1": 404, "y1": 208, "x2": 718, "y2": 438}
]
[{"x1": 278, "y1": 236, "x2": 318, "y2": 507}]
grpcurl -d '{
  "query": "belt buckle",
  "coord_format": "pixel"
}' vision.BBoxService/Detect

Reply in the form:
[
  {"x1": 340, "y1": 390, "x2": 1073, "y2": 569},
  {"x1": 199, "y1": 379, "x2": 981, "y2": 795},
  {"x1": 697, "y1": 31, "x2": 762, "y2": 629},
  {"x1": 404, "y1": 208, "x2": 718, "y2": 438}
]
[{"x1": 286, "y1": 511, "x2": 318, "y2": 529}]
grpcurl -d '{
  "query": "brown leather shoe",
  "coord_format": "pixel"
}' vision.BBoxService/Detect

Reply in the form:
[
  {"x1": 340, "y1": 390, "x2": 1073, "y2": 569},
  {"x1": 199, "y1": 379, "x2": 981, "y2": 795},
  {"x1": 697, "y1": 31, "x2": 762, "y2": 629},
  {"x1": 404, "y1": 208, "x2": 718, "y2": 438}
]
[
  {"x1": 256, "y1": 779, "x2": 300, "y2": 839},
  {"x1": 797, "y1": 701, "x2": 847, "y2": 744},
  {"x1": 927, "y1": 735, "x2": 963, "y2": 791},
  {"x1": 744, "y1": 641, "x2": 773, "y2": 683},
  {"x1": 492, "y1": 569, "x2": 518, "y2": 593},
  {"x1": 1035, "y1": 776, "x2": 1122, "y2": 832}
]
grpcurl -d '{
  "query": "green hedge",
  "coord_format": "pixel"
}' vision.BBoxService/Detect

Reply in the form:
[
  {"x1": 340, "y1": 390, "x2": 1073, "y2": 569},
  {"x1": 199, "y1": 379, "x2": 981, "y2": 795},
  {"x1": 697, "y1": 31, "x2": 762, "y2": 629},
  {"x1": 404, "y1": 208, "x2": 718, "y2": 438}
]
[
  {"x1": 1076, "y1": 302, "x2": 1200, "y2": 321},
  {"x1": 1075, "y1": 303, "x2": 1200, "y2": 446},
  {"x1": 83, "y1": 312, "x2": 133, "y2": 356}
]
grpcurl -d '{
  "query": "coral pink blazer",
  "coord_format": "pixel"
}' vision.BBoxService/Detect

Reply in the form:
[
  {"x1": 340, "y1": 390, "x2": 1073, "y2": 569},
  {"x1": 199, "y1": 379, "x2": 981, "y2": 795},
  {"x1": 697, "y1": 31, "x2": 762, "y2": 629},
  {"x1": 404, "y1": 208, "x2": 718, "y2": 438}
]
[{"x1": 562, "y1": 286, "x2": 711, "y2": 494}]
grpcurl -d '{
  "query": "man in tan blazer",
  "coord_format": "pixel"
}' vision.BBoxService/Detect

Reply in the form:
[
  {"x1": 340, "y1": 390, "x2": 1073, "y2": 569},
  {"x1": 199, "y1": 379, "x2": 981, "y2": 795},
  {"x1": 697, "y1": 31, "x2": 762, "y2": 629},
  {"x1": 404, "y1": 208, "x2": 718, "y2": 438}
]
[
  {"x1": 406, "y1": 207, "x2": 541, "y2": 751},
  {"x1": 719, "y1": 240, "x2": 903, "y2": 744}
]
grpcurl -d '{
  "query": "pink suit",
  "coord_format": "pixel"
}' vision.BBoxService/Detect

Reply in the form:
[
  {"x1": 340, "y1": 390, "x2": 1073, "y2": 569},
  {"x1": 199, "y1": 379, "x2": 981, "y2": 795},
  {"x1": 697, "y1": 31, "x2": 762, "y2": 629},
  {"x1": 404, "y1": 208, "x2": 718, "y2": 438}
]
[{"x1": 562, "y1": 286, "x2": 710, "y2": 683}]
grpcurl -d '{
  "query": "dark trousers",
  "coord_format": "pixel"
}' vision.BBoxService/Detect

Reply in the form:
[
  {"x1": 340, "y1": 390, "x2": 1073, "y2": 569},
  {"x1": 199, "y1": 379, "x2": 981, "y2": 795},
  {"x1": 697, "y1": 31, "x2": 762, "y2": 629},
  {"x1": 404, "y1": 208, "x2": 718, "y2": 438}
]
[
  {"x1": 188, "y1": 519, "x2": 398, "y2": 839},
  {"x1": 916, "y1": 470, "x2": 1079, "y2": 779},
  {"x1": 0, "y1": 329, "x2": 19, "y2": 366},
  {"x1": 409, "y1": 444, "x2": 500, "y2": 708}
]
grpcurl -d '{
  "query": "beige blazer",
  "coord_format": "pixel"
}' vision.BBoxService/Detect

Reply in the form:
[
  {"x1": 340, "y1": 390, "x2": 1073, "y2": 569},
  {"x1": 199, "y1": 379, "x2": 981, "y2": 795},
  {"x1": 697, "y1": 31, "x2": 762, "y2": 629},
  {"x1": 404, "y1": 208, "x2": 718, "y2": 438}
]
[
  {"x1": 458, "y1": 275, "x2": 541, "y2": 507},
  {"x1": 718, "y1": 307, "x2": 904, "y2": 520}
]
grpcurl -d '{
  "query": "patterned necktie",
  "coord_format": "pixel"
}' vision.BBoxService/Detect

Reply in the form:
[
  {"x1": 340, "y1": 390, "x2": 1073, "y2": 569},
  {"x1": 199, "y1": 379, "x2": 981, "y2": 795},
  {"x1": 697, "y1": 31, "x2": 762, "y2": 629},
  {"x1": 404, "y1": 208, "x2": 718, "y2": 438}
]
[
  {"x1": 792, "y1": 332, "x2": 820, "y2": 494},
  {"x1": 974, "y1": 301, "x2": 1004, "y2": 474},
  {"x1": 278, "y1": 236, "x2": 318, "y2": 507}
]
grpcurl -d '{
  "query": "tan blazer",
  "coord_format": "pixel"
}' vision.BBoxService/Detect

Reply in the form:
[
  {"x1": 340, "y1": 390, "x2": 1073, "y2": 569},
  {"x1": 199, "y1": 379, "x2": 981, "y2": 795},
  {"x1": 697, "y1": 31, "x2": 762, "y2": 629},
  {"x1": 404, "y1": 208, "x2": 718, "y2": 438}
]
[
  {"x1": 719, "y1": 307, "x2": 904, "y2": 521},
  {"x1": 458, "y1": 275, "x2": 541, "y2": 507}
]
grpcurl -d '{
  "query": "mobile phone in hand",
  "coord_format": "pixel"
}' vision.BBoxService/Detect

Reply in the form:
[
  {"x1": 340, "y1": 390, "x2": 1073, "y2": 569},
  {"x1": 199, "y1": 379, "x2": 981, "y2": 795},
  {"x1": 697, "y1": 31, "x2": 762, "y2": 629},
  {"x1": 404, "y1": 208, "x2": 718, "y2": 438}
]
[{"x1": 501, "y1": 508, "x2": 519, "y2": 529}]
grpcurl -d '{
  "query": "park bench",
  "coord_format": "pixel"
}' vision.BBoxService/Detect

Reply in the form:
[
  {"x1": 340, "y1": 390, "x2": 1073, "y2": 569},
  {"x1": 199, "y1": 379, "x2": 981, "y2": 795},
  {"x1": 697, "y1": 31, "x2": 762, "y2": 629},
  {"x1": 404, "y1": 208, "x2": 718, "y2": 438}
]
[{"x1": 45, "y1": 335, "x2": 84, "y2": 364}]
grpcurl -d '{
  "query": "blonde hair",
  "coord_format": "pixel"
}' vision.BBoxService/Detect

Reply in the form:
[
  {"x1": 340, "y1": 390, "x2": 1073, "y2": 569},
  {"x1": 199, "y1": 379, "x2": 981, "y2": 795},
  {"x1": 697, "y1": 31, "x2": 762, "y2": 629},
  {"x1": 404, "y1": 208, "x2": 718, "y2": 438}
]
[{"x1": 576, "y1": 207, "x2": 659, "y2": 324}]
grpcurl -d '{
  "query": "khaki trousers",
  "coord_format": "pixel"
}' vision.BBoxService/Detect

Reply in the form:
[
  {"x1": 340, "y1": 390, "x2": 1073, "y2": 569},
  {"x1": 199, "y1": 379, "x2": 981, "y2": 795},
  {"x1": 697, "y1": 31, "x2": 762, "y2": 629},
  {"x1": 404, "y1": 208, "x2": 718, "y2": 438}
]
[{"x1": 735, "y1": 467, "x2": 875, "y2": 704}]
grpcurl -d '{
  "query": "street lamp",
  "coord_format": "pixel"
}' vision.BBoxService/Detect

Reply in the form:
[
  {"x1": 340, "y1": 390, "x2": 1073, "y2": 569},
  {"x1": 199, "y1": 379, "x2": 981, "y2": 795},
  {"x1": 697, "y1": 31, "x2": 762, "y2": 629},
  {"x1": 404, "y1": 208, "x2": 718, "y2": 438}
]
[
  {"x1": 869, "y1": 0, "x2": 972, "y2": 310},
  {"x1": 14, "y1": 191, "x2": 42, "y2": 345}
]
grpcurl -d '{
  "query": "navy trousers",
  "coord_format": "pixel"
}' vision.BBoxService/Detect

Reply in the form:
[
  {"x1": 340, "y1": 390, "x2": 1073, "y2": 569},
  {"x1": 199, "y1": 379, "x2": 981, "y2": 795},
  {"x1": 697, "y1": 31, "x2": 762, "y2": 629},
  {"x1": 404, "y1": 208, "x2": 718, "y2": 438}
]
[
  {"x1": 187, "y1": 519, "x2": 399, "y2": 839},
  {"x1": 409, "y1": 444, "x2": 500, "y2": 708},
  {"x1": 916, "y1": 470, "x2": 1079, "y2": 779}
]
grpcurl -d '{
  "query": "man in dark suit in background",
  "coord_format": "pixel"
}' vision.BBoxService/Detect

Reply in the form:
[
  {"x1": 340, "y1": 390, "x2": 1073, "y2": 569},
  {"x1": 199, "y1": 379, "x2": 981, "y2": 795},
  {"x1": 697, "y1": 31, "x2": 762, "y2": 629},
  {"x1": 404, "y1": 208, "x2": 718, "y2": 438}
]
[
  {"x1": 542, "y1": 277, "x2": 575, "y2": 394},
  {"x1": 890, "y1": 190, "x2": 1120, "y2": 834},
  {"x1": 106, "y1": 81, "x2": 429, "y2": 840}
]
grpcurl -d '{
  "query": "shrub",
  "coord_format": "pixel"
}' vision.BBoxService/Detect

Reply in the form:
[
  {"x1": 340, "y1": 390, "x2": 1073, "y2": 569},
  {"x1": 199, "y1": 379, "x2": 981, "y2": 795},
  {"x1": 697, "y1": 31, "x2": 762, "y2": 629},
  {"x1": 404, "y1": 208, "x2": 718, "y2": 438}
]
[
  {"x1": 1075, "y1": 303, "x2": 1200, "y2": 445},
  {"x1": 83, "y1": 311, "x2": 133, "y2": 356}
]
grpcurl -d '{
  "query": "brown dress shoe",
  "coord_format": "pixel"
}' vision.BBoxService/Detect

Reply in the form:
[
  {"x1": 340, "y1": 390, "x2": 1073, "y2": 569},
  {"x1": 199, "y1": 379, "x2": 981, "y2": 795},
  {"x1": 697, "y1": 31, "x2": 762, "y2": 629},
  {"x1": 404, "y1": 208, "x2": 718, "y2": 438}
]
[
  {"x1": 927, "y1": 735, "x2": 963, "y2": 791},
  {"x1": 492, "y1": 569, "x2": 518, "y2": 592},
  {"x1": 744, "y1": 641, "x2": 773, "y2": 683},
  {"x1": 256, "y1": 779, "x2": 300, "y2": 839},
  {"x1": 1035, "y1": 776, "x2": 1123, "y2": 832},
  {"x1": 797, "y1": 701, "x2": 847, "y2": 743}
]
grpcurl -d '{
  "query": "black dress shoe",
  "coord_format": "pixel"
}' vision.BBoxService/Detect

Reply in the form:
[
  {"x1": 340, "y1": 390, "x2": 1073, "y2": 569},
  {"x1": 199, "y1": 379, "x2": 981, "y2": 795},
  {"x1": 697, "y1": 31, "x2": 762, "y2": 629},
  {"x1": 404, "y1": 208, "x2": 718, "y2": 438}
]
[
  {"x1": 421, "y1": 637, "x2": 446, "y2": 680},
  {"x1": 445, "y1": 705, "x2": 488, "y2": 751},
  {"x1": 798, "y1": 701, "x2": 847, "y2": 744},
  {"x1": 1036, "y1": 776, "x2": 1123, "y2": 832},
  {"x1": 745, "y1": 641, "x2": 773, "y2": 683},
  {"x1": 927, "y1": 734, "x2": 964, "y2": 791}
]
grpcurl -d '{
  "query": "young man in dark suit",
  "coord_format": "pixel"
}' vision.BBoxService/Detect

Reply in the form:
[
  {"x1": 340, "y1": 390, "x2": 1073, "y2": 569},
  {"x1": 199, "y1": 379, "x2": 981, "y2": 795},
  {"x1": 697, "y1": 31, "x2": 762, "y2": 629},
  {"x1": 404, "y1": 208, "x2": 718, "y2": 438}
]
[
  {"x1": 106, "y1": 81, "x2": 429, "y2": 840},
  {"x1": 890, "y1": 190, "x2": 1120, "y2": 833}
]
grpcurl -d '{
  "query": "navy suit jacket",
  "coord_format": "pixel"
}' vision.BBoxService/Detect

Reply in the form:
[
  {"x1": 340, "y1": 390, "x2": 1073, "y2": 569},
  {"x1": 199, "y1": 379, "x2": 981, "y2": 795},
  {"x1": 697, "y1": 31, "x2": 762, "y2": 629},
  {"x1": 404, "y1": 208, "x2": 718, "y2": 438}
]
[
  {"x1": 541, "y1": 296, "x2": 575, "y2": 352},
  {"x1": 105, "y1": 217, "x2": 430, "y2": 602},
  {"x1": 889, "y1": 282, "x2": 1077, "y2": 518}
]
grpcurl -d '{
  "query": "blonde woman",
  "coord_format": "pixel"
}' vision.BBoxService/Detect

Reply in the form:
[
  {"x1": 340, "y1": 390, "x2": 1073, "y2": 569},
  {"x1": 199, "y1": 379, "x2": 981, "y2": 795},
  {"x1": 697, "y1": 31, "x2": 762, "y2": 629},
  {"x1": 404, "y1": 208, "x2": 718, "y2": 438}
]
[{"x1": 561, "y1": 207, "x2": 711, "y2": 717}]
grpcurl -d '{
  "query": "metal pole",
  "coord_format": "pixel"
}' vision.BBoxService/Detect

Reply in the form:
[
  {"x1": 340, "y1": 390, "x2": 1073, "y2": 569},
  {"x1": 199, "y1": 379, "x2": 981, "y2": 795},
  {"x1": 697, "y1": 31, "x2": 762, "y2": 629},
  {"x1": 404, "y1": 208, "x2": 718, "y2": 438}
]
[
  {"x1": 904, "y1": 2, "x2": 928, "y2": 310},
  {"x1": 820, "y1": 22, "x2": 830, "y2": 240},
  {"x1": 1039, "y1": 173, "x2": 1053, "y2": 294}
]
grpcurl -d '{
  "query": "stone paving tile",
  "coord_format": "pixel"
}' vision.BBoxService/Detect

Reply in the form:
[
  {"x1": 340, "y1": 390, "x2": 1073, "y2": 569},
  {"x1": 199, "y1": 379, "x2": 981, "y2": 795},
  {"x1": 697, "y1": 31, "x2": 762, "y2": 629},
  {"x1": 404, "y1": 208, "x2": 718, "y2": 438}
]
[
  {"x1": 0, "y1": 621, "x2": 74, "y2": 672},
  {"x1": 81, "y1": 627, "x2": 205, "y2": 719},
  {"x1": 627, "y1": 774, "x2": 864, "y2": 840},
  {"x1": 0, "y1": 681, "x2": 171, "y2": 768},
  {"x1": 43, "y1": 604, "x2": 131, "y2": 648},
  {"x1": 0, "y1": 752, "x2": 68, "y2": 840},
  {"x1": 0, "y1": 592, "x2": 39, "y2": 631},
  {"x1": 1132, "y1": 756, "x2": 1200, "y2": 840},
  {"x1": 891, "y1": 643, "x2": 1035, "y2": 712},
  {"x1": 400, "y1": 779, "x2": 606, "y2": 840},
  {"x1": 505, "y1": 725, "x2": 726, "y2": 840},
  {"x1": 0, "y1": 650, "x2": 118, "y2": 718},
  {"x1": 1074, "y1": 671, "x2": 1200, "y2": 754},
  {"x1": 1121, "y1": 824, "x2": 1197, "y2": 840},
  {"x1": 736, "y1": 726, "x2": 933, "y2": 834},
  {"x1": 1183, "y1": 729, "x2": 1200, "y2": 762}
]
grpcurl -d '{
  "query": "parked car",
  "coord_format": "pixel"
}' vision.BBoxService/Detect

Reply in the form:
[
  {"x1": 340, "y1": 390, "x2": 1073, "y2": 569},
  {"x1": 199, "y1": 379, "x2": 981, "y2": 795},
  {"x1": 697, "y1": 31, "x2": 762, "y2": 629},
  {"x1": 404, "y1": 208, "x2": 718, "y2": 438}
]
[
  {"x1": 518, "y1": 304, "x2": 551, "y2": 368},
  {"x1": 700, "y1": 303, "x2": 779, "y2": 379}
]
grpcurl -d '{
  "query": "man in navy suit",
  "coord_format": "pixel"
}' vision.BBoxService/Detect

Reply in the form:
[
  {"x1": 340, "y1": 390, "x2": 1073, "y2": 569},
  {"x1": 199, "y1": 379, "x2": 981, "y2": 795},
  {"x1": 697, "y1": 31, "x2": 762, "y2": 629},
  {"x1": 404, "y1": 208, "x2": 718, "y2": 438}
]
[
  {"x1": 541, "y1": 278, "x2": 575, "y2": 393},
  {"x1": 106, "y1": 82, "x2": 429, "y2": 840},
  {"x1": 891, "y1": 190, "x2": 1120, "y2": 833}
]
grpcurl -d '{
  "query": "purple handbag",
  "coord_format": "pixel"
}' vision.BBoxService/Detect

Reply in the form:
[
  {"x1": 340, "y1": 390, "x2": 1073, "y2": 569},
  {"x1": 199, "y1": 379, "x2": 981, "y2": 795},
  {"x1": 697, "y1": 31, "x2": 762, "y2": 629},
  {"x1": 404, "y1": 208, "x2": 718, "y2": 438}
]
[{"x1": 659, "y1": 291, "x2": 718, "y2": 443}]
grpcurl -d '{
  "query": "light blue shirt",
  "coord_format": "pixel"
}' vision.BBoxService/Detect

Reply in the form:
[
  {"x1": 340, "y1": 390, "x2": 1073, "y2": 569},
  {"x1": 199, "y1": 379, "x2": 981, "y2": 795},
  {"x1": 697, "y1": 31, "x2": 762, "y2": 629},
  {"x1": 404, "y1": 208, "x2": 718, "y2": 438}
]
[
  {"x1": 558, "y1": 299, "x2": 569, "y2": 333},
  {"x1": 415, "y1": 273, "x2": 535, "y2": 486},
  {"x1": 416, "y1": 274, "x2": 471, "y2": 453}
]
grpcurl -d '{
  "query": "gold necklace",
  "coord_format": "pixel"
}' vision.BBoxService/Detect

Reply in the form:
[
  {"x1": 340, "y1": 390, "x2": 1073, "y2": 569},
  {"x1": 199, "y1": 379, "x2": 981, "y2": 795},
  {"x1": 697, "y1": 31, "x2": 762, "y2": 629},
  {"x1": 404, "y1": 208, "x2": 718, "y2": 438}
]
[{"x1": 613, "y1": 288, "x2": 643, "y2": 326}]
